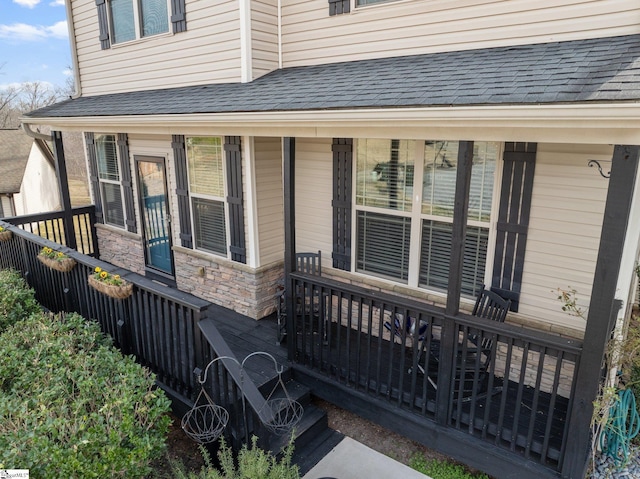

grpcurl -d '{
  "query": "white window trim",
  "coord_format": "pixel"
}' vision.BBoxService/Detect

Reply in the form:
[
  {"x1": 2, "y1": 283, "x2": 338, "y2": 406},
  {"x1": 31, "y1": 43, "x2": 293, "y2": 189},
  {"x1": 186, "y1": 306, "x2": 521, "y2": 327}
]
[
  {"x1": 351, "y1": 138, "x2": 502, "y2": 294},
  {"x1": 352, "y1": 0, "x2": 413, "y2": 11},
  {"x1": 185, "y1": 136, "x2": 231, "y2": 260},
  {"x1": 95, "y1": 133, "x2": 127, "y2": 229},
  {"x1": 108, "y1": 0, "x2": 172, "y2": 46}
]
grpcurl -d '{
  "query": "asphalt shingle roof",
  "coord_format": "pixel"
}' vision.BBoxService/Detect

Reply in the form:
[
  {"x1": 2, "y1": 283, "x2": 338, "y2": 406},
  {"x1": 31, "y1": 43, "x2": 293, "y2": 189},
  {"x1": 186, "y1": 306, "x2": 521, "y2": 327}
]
[
  {"x1": 0, "y1": 129, "x2": 34, "y2": 193},
  {"x1": 26, "y1": 34, "x2": 640, "y2": 119}
]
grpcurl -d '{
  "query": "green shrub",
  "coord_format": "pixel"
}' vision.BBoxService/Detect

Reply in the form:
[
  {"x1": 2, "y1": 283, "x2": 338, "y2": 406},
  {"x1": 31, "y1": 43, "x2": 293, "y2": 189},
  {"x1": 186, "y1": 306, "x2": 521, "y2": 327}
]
[
  {"x1": 410, "y1": 455, "x2": 490, "y2": 479},
  {"x1": 0, "y1": 269, "x2": 39, "y2": 332},
  {"x1": 0, "y1": 312, "x2": 172, "y2": 478},
  {"x1": 171, "y1": 436, "x2": 300, "y2": 479}
]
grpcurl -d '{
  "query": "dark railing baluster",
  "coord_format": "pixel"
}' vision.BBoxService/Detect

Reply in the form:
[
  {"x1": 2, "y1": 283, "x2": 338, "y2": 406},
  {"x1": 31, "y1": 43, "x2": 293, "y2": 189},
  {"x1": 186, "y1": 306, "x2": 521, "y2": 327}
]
[{"x1": 5, "y1": 206, "x2": 98, "y2": 257}]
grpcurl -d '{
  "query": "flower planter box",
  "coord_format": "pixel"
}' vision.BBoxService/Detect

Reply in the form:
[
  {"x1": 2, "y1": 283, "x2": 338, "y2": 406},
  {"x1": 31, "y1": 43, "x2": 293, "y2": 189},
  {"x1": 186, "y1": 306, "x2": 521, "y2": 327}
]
[
  {"x1": 37, "y1": 254, "x2": 77, "y2": 272},
  {"x1": 88, "y1": 274, "x2": 133, "y2": 299},
  {"x1": 0, "y1": 230, "x2": 13, "y2": 242}
]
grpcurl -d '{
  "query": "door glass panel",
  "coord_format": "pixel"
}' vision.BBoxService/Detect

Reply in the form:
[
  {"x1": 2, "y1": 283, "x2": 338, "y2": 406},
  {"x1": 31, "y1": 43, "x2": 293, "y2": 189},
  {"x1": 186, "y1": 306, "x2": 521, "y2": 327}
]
[{"x1": 138, "y1": 159, "x2": 173, "y2": 274}]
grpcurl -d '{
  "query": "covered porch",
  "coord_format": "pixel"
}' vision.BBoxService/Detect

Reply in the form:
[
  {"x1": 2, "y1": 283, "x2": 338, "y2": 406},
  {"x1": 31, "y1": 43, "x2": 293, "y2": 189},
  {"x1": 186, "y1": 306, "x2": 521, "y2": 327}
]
[{"x1": 18, "y1": 34, "x2": 640, "y2": 479}]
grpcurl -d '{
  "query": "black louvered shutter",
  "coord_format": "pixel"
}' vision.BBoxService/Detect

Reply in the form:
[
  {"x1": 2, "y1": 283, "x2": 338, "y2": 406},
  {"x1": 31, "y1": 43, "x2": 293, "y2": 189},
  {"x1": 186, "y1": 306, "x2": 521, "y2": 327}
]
[
  {"x1": 491, "y1": 142, "x2": 537, "y2": 312},
  {"x1": 171, "y1": 0, "x2": 187, "y2": 33},
  {"x1": 95, "y1": 0, "x2": 111, "y2": 50},
  {"x1": 328, "y1": 0, "x2": 350, "y2": 15},
  {"x1": 117, "y1": 133, "x2": 137, "y2": 233},
  {"x1": 85, "y1": 132, "x2": 104, "y2": 223},
  {"x1": 172, "y1": 135, "x2": 192, "y2": 248},
  {"x1": 224, "y1": 136, "x2": 246, "y2": 264},
  {"x1": 332, "y1": 138, "x2": 353, "y2": 270}
]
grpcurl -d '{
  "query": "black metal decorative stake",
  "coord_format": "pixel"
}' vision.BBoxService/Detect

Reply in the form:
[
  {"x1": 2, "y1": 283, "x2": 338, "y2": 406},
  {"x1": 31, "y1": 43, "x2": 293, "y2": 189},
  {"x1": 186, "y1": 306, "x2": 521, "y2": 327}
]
[{"x1": 588, "y1": 160, "x2": 611, "y2": 178}]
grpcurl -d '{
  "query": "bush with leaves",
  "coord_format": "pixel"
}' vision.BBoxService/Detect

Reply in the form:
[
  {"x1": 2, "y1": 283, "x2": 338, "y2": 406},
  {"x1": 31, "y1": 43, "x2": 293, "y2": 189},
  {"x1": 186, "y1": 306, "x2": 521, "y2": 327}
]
[
  {"x1": 0, "y1": 312, "x2": 172, "y2": 478},
  {"x1": 171, "y1": 436, "x2": 299, "y2": 479},
  {"x1": 0, "y1": 268, "x2": 39, "y2": 332}
]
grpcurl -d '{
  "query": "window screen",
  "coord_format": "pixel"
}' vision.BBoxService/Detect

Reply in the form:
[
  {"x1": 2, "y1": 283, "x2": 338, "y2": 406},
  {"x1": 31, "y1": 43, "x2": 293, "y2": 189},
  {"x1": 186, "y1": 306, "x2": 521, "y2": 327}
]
[
  {"x1": 192, "y1": 198, "x2": 227, "y2": 255},
  {"x1": 141, "y1": 0, "x2": 169, "y2": 37},
  {"x1": 356, "y1": 210, "x2": 411, "y2": 282},
  {"x1": 109, "y1": 0, "x2": 135, "y2": 43}
]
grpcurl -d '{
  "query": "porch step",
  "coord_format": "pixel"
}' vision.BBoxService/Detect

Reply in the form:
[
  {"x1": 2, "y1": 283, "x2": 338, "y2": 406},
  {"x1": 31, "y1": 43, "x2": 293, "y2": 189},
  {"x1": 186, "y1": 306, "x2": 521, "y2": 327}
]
[{"x1": 292, "y1": 426, "x2": 345, "y2": 476}]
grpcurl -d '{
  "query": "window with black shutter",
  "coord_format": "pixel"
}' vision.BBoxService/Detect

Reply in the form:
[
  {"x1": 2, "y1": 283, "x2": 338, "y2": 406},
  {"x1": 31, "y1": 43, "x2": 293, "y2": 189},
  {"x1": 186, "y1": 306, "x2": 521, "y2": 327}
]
[
  {"x1": 85, "y1": 132, "x2": 129, "y2": 229},
  {"x1": 96, "y1": 0, "x2": 187, "y2": 49},
  {"x1": 177, "y1": 136, "x2": 245, "y2": 263}
]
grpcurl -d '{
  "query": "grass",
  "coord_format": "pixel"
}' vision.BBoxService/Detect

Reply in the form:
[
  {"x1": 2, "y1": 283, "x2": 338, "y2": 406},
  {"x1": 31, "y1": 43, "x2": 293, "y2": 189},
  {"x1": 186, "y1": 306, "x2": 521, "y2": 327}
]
[{"x1": 410, "y1": 454, "x2": 490, "y2": 479}]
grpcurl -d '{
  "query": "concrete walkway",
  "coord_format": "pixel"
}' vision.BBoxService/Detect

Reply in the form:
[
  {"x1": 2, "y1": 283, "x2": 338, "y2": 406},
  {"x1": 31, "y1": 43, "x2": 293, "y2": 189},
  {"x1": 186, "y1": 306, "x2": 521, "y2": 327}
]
[{"x1": 302, "y1": 437, "x2": 431, "y2": 479}]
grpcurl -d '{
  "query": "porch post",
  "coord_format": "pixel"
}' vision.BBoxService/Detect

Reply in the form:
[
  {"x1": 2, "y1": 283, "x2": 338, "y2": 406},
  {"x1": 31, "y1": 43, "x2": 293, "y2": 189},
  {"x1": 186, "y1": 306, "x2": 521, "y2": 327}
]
[
  {"x1": 51, "y1": 131, "x2": 77, "y2": 251},
  {"x1": 283, "y1": 137, "x2": 296, "y2": 360},
  {"x1": 562, "y1": 145, "x2": 640, "y2": 478},
  {"x1": 436, "y1": 140, "x2": 474, "y2": 424}
]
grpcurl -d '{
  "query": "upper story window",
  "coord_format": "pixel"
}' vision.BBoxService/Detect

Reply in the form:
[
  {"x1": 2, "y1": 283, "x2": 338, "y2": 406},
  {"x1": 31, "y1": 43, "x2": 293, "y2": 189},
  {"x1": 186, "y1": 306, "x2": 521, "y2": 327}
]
[
  {"x1": 95, "y1": 134, "x2": 126, "y2": 228},
  {"x1": 356, "y1": 0, "x2": 397, "y2": 6},
  {"x1": 354, "y1": 139, "x2": 498, "y2": 297},
  {"x1": 109, "y1": 0, "x2": 169, "y2": 44}
]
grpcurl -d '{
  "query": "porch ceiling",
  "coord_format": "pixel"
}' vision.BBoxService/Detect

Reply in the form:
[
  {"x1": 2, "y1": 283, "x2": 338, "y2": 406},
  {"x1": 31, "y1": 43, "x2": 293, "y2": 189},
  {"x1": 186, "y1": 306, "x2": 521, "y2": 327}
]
[{"x1": 22, "y1": 34, "x2": 640, "y2": 143}]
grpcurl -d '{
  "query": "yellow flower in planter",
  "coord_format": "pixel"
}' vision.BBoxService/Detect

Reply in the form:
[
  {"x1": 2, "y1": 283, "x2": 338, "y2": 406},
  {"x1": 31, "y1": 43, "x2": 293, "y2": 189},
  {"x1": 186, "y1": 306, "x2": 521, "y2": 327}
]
[
  {"x1": 37, "y1": 246, "x2": 76, "y2": 272},
  {"x1": 92, "y1": 268, "x2": 125, "y2": 286},
  {"x1": 88, "y1": 267, "x2": 132, "y2": 299},
  {"x1": 39, "y1": 247, "x2": 70, "y2": 262}
]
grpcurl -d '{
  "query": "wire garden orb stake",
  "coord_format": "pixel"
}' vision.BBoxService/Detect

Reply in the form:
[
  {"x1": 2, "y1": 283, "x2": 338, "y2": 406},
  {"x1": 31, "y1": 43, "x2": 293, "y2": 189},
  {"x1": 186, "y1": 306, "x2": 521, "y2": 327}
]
[
  {"x1": 181, "y1": 356, "x2": 237, "y2": 444},
  {"x1": 242, "y1": 352, "x2": 304, "y2": 435}
]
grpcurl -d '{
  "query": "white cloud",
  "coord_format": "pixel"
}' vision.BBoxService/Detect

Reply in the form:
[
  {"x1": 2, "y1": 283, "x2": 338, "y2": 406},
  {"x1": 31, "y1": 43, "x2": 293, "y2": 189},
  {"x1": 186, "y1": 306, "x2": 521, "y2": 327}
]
[
  {"x1": 0, "y1": 21, "x2": 68, "y2": 41},
  {"x1": 13, "y1": 0, "x2": 41, "y2": 8},
  {"x1": 50, "y1": 0, "x2": 65, "y2": 6},
  {"x1": 0, "y1": 80, "x2": 55, "y2": 91},
  {"x1": 62, "y1": 68, "x2": 73, "y2": 76},
  {"x1": 0, "y1": 82, "x2": 23, "y2": 91}
]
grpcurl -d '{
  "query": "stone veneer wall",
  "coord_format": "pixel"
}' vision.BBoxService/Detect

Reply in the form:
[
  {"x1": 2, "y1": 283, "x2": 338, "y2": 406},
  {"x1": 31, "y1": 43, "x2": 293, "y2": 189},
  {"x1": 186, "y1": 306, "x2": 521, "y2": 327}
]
[
  {"x1": 173, "y1": 246, "x2": 283, "y2": 319},
  {"x1": 96, "y1": 227, "x2": 283, "y2": 320},
  {"x1": 95, "y1": 225, "x2": 145, "y2": 274}
]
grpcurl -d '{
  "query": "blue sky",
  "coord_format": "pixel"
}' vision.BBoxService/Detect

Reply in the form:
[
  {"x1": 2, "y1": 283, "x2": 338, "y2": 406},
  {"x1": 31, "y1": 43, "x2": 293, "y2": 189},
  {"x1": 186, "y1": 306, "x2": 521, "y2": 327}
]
[{"x1": 0, "y1": 0, "x2": 71, "y2": 90}]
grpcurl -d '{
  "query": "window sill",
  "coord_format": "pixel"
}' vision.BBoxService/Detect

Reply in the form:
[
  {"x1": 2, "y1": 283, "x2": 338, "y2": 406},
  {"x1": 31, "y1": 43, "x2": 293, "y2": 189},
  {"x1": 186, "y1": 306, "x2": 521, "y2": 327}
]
[
  {"x1": 95, "y1": 222, "x2": 140, "y2": 240},
  {"x1": 110, "y1": 30, "x2": 173, "y2": 49},
  {"x1": 353, "y1": 0, "x2": 418, "y2": 13},
  {"x1": 173, "y1": 245, "x2": 263, "y2": 273}
]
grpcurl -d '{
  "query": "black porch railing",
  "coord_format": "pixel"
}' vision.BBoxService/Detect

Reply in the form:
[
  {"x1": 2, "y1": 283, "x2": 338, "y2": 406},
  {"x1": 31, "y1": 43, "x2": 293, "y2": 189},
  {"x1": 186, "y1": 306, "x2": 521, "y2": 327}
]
[
  {"x1": 0, "y1": 221, "x2": 272, "y2": 450},
  {"x1": 4, "y1": 205, "x2": 99, "y2": 257},
  {"x1": 290, "y1": 272, "x2": 582, "y2": 474}
]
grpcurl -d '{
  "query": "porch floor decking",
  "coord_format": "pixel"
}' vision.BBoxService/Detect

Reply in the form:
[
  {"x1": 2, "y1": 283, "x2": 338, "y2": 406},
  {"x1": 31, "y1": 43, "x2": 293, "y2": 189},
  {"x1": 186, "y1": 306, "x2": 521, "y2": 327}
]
[{"x1": 208, "y1": 304, "x2": 287, "y2": 389}]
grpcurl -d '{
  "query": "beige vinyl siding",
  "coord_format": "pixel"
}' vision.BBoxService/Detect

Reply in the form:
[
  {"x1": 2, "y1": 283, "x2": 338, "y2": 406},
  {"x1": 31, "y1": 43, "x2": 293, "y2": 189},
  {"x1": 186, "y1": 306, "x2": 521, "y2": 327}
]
[
  {"x1": 281, "y1": 0, "x2": 640, "y2": 67},
  {"x1": 255, "y1": 137, "x2": 284, "y2": 265},
  {"x1": 251, "y1": 0, "x2": 280, "y2": 79},
  {"x1": 73, "y1": 0, "x2": 242, "y2": 96},
  {"x1": 295, "y1": 138, "x2": 333, "y2": 263},
  {"x1": 517, "y1": 143, "x2": 612, "y2": 333}
]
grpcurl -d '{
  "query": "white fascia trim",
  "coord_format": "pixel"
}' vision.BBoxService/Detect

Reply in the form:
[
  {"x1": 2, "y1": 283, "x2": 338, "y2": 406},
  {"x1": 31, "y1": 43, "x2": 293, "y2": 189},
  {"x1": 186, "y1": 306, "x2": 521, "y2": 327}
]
[
  {"x1": 65, "y1": 0, "x2": 81, "y2": 98},
  {"x1": 239, "y1": 0, "x2": 253, "y2": 82},
  {"x1": 21, "y1": 102, "x2": 640, "y2": 143},
  {"x1": 243, "y1": 136, "x2": 260, "y2": 268}
]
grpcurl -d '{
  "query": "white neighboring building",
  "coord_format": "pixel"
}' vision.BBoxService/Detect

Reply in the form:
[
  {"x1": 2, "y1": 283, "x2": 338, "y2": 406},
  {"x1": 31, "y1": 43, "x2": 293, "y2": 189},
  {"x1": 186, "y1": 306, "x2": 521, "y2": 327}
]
[{"x1": 0, "y1": 129, "x2": 61, "y2": 217}]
